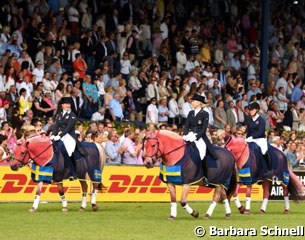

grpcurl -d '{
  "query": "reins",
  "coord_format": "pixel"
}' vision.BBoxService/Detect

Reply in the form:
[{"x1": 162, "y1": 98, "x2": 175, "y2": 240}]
[
  {"x1": 13, "y1": 141, "x2": 54, "y2": 166},
  {"x1": 144, "y1": 137, "x2": 186, "y2": 160}
]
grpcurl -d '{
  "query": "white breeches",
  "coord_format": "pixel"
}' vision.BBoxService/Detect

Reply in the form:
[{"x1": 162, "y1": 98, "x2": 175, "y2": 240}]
[
  {"x1": 246, "y1": 137, "x2": 268, "y2": 154},
  {"x1": 194, "y1": 138, "x2": 207, "y2": 160}
]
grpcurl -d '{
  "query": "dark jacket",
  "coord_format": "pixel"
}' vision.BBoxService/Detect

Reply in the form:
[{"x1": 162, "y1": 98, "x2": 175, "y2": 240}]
[
  {"x1": 183, "y1": 109, "x2": 218, "y2": 159},
  {"x1": 70, "y1": 96, "x2": 81, "y2": 117},
  {"x1": 246, "y1": 114, "x2": 266, "y2": 139},
  {"x1": 122, "y1": 95, "x2": 141, "y2": 113},
  {"x1": 283, "y1": 109, "x2": 293, "y2": 128},
  {"x1": 52, "y1": 110, "x2": 77, "y2": 139}
]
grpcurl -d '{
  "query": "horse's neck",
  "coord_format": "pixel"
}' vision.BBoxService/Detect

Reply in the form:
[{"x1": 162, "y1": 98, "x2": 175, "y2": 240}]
[
  {"x1": 235, "y1": 141, "x2": 249, "y2": 169},
  {"x1": 158, "y1": 134, "x2": 185, "y2": 166}
]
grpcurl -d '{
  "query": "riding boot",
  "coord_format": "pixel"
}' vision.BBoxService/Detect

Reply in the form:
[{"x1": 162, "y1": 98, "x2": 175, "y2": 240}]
[
  {"x1": 263, "y1": 152, "x2": 273, "y2": 176},
  {"x1": 202, "y1": 160, "x2": 209, "y2": 186}
]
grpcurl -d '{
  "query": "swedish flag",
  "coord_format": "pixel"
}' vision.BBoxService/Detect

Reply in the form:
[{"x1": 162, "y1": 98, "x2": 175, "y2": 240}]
[
  {"x1": 283, "y1": 171, "x2": 289, "y2": 185},
  {"x1": 31, "y1": 163, "x2": 53, "y2": 183},
  {"x1": 238, "y1": 167, "x2": 252, "y2": 184},
  {"x1": 159, "y1": 164, "x2": 182, "y2": 184},
  {"x1": 93, "y1": 169, "x2": 102, "y2": 182}
]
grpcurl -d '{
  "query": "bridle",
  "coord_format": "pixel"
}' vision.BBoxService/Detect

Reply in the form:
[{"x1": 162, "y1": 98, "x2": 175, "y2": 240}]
[
  {"x1": 143, "y1": 137, "x2": 186, "y2": 163},
  {"x1": 12, "y1": 142, "x2": 53, "y2": 167}
]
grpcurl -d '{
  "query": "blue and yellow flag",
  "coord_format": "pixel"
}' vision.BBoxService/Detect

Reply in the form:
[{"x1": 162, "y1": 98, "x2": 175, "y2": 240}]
[
  {"x1": 283, "y1": 171, "x2": 289, "y2": 186},
  {"x1": 31, "y1": 163, "x2": 53, "y2": 183},
  {"x1": 159, "y1": 164, "x2": 182, "y2": 184},
  {"x1": 93, "y1": 169, "x2": 102, "y2": 182},
  {"x1": 238, "y1": 167, "x2": 252, "y2": 184}
]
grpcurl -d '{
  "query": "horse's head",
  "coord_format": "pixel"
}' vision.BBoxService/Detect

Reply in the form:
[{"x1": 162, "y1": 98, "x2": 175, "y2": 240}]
[
  {"x1": 143, "y1": 131, "x2": 160, "y2": 168},
  {"x1": 10, "y1": 140, "x2": 30, "y2": 171},
  {"x1": 225, "y1": 136, "x2": 249, "y2": 168}
]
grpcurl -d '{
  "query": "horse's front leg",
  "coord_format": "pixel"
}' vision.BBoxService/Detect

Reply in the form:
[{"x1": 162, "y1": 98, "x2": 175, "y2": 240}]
[
  {"x1": 233, "y1": 183, "x2": 245, "y2": 213},
  {"x1": 283, "y1": 184, "x2": 289, "y2": 214},
  {"x1": 181, "y1": 184, "x2": 199, "y2": 218},
  {"x1": 91, "y1": 183, "x2": 99, "y2": 211},
  {"x1": 167, "y1": 183, "x2": 177, "y2": 220},
  {"x1": 79, "y1": 180, "x2": 88, "y2": 211},
  {"x1": 205, "y1": 186, "x2": 222, "y2": 219},
  {"x1": 29, "y1": 181, "x2": 44, "y2": 212},
  {"x1": 244, "y1": 185, "x2": 252, "y2": 214},
  {"x1": 57, "y1": 182, "x2": 68, "y2": 212},
  {"x1": 260, "y1": 180, "x2": 270, "y2": 214}
]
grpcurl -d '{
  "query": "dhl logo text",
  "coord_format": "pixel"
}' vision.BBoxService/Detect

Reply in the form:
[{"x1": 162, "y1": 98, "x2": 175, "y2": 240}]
[{"x1": 0, "y1": 173, "x2": 259, "y2": 195}]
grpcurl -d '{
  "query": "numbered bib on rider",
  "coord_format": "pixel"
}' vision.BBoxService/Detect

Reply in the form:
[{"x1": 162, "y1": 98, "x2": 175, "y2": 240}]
[{"x1": 31, "y1": 163, "x2": 53, "y2": 183}]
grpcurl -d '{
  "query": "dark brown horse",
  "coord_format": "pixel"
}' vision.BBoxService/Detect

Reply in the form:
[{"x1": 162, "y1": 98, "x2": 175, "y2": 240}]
[
  {"x1": 11, "y1": 135, "x2": 106, "y2": 212},
  {"x1": 226, "y1": 137, "x2": 305, "y2": 214},
  {"x1": 143, "y1": 130, "x2": 237, "y2": 219}
]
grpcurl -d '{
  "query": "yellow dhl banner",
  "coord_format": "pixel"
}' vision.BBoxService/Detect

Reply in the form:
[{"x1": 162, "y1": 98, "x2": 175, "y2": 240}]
[{"x1": 0, "y1": 165, "x2": 263, "y2": 202}]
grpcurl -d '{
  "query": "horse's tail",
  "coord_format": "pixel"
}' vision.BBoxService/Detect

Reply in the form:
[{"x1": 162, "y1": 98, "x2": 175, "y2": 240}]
[
  {"x1": 94, "y1": 143, "x2": 107, "y2": 173},
  {"x1": 225, "y1": 168, "x2": 237, "y2": 200},
  {"x1": 288, "y1": 168, "x2": 305, "y2": 202}
]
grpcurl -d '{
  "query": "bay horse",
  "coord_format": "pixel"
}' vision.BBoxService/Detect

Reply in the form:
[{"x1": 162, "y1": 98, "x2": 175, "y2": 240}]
[
  {"x1": 10, "y1": 135, "x2": 106, "y2": 212},
  {"x1": 143, "y1": 130, "x2": 237, "y2": 220},
  {"x1": 225, "y1": 137, "x2": 305, "y2": 214}
]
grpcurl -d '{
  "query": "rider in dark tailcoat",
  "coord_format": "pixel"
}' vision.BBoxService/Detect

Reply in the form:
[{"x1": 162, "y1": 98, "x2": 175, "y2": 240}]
[{"x1": 183, "y1": 94, "x2": 218, "y2": 160}]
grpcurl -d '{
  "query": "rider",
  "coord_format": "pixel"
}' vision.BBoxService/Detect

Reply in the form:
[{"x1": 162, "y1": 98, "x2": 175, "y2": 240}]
[
  {"x1": 246, "y1": 101, "x2": 272, "y2": 173},
  {"x1": 50, "y1": 97, "x2": 83, "y2": 179},
  {"x1": 182, "y1": 94, "x2": 218, "y2": 161}
]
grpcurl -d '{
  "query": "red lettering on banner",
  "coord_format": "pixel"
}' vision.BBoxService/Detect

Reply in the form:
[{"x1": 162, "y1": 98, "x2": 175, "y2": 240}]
[
  {"x1": 129, "y1": 175, "x2": 152, "y2": 193},
  {"x1": 24, "y1": 180, "x2": 37, "y2": 193},
  {"x1": 150, "y1": 177, "x2": 167, "y2": 193},
  {"x1": 107, "y1": 175, "x2": 168, "y2": 193},
  {"x1": 1, "y1": 174, "x2": 27, "y2": 193},
  {"x1": 196, "y1": 186, "x2": 213, "y2": 193},
  {"x1": 108, "y1": 175, "x2": 131, "y2": 193}
]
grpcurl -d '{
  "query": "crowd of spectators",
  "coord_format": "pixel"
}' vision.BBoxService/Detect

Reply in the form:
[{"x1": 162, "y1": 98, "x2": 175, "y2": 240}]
[{"x1": 0, "y1": 0, "x2": 305, "y2": 169}]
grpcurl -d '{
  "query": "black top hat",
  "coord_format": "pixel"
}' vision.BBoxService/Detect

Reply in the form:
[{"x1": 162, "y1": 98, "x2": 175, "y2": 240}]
[
  {"x1": 248, "y1": 101, "x2": 260, "y2": 110},
  {"x1": 60, "y1": 97, "x2": 72, "y2": 104},
  {"x1": 191, "y1": 94, "x2": 206, "y2": 104}
]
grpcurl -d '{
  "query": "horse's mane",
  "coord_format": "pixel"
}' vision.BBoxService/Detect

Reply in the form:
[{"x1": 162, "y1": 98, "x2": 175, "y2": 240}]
[{"x1": 159, "y1": 130, "x2": 182, "y2": 140}]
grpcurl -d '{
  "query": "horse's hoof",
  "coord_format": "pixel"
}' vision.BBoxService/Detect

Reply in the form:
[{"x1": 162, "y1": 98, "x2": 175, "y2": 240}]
[
  {"x1": 238, "y1": 206, "x2": 245, "y2": 214},
  {"x1": 204, "y1": 214, "x2": 211, "y2": 220},
  {"x1": 260, "y1": 209, "x2": 266, "y2": 214},
  {"x1": 79, "y1": 207, "x2": 85, "y2": 212},
  {"x1": 284, "y1": 209, "x2": 289, "y2": 214},
  {"x1": 243, "y1": 209, "x2": 250, "y2": 215},
  {"x1": 168, "y1": 215, "x2": 175, "y2": 220},
  {"x1": 62, "y1": 207, "x2": 68, "y2": 212},
  {"x1": 191, "y1": 210, "x2": 199, "y2": 218},
  {"x1": 29, "y1": 207, "x2": 36, "y2": 213},
  {"x1": 92, "y1": 204, "x2": 99, "y2": 212},
  {"x1": 224, "y1": 213, "x2": 231, "y2": 219}
]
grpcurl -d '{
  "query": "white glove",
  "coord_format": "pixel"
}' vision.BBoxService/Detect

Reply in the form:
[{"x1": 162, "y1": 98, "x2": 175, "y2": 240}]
[
  {"x1": 182, "y1": 135, "x2": 189, "y2": 141},
  {"x1": 50, "y1": 135, "x2": 55, "y2": 140},
  {"x1": 54, "y1": 135, "x2": 61, "y2": 141},
  {"x1": 246, "y1": 136, "x2": 253, "y2": 141},
  {"x1": 188, "y1": 133, "x2": 197, "y2": 142},
  {"x1": 183, "y1": 132, "x2": 197, "y2": 142}
]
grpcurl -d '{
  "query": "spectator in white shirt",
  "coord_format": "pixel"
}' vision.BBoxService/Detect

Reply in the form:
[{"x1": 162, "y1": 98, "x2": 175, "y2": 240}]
[
  {"x1": 32, "y1": 61, "x2": 44, "y2": 84},
  {"x1": 176, "y1": 45, "x2": 187, "y2": 75},
  {"x1": 168, "y1": 93, "x2": 179, "y2": 126}
]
